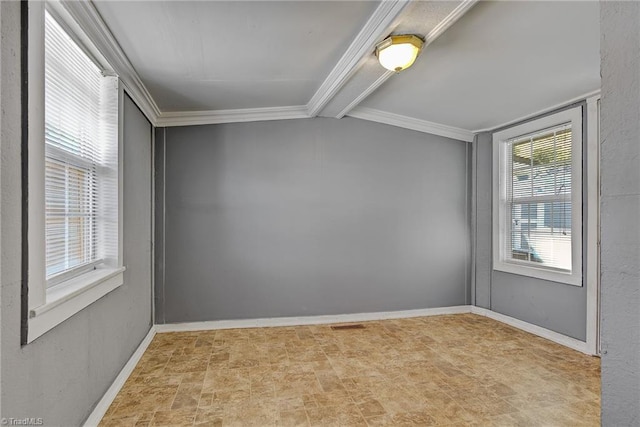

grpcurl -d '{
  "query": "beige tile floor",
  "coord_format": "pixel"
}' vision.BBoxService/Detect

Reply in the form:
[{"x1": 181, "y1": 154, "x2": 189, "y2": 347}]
[{"x1": 100, "y1": 314, "x2": 600, "y2": 426}]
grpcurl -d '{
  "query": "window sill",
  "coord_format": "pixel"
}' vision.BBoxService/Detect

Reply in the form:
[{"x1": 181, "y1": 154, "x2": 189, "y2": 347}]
[
  {"x1": 27, "y1": 266, "x2": 126, "y2": 343},
  {"x1": 494, "y1": 261, "x2": 581, "y2": 287}
]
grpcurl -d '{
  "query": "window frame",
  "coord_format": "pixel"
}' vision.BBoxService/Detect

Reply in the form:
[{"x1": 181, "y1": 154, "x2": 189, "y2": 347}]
[
  {"x1": 492, "y1": 106, "x2": 583, "y2": 286},
  {"x1": 26, "y1": 1, "x2": 125, "y2": 343}
]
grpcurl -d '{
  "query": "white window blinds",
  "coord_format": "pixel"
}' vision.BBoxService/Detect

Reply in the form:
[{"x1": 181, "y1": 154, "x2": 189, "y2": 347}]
[
  {"x1": 505, "y1": 124, "x2": 573, "y2": 272},
  {"x1": 44, "y1": 11, "x2": 118, "y2": 286}
]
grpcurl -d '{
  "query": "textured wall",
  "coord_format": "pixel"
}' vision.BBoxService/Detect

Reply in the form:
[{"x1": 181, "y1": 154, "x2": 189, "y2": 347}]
[
  {"x1": 155, "y1": 118, "x2": 470, "y2": 323},
  {"x1": 0, "y1": 14, "x2": 154, "y2": 422},
  {"x1": 490, "y1": 271, "x2": 587, "y2": 340},
  {"x1": 600, "y1": 2, "x2": 640, "y2": 424},
  {"x1": 0, "y1": 2, "x2": 18, "y2": 421}
]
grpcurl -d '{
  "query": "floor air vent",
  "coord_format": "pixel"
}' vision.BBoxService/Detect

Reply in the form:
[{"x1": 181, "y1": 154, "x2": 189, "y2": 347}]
[{"x1": 331, "y1": 324, "x2": 365, "y2": 330}]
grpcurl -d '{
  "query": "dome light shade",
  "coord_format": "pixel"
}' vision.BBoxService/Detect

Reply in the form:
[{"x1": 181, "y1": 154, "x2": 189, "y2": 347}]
[{"x1": 375, "y1": 35, "x2": 424, "y2": 72}]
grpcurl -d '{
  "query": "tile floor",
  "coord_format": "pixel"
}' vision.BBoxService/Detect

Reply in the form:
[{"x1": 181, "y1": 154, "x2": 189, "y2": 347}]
[{"x1": 99, "y1": 314, "x2": 600, "y2": 426}]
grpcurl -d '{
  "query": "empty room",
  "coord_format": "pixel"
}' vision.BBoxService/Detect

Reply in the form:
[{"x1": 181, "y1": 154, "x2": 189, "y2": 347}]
[{"x1": 0, "y1": 0, "x2": 638, "y2": 426}]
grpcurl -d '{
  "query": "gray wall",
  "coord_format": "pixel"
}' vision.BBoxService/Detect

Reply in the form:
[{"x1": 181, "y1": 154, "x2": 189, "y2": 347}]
[
  {"x1": 600, "y1": 2, "x2": 640, "y2": 424},
  {"x1": 154, "y1": 128, "x2": 165, "y2": 324},
  {"x1": 155, "y1": 118, "x2": 470, "y2": 323},
  {"x1": 471, "y1": 133, "x2": 492, "y2": 309},
  {"x1": 0, "y1": 5, "x2": 154, "y2": 420},
  {"x1": 472, "y1": 106, "x2": 590, "y2": 341}
]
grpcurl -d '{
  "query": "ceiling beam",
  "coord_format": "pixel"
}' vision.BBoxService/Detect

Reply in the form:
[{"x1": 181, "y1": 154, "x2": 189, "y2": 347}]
[
  {"x1": 335, "y1": 0, "x2": 479, "y2": 119},
  {"x1": 335, "y1": 71, "x2": 394, "y2": 120},
  {"x1": 69, "y1": 0, "x2": 477, "y2": 141},
  {"x1": 306, "y1": 0, "x2": 411, "y2": 118}
]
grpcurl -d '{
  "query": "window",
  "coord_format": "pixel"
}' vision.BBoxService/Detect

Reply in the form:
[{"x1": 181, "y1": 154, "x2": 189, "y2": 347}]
[
  {"x1": 493, "y1": 107, "x2": 582, "y2": 286},
  {"x1": 44, "y1": 11, "x2": 119, "y2": 286},
  {"x1": 27, "y1": 3, "x2": 124, "y2": 342}
]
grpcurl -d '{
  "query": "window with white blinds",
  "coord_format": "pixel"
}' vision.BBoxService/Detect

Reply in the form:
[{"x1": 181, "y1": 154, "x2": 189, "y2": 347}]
[
  {"x1": 44, "y1": 11, "x2": 118, "y2": 287},
  {"x1": 506, "y1": 124, "x2": 573, "y2": 271},
  {"x1": 493, "y1": 107, "x2": 582, "y2": 286}
]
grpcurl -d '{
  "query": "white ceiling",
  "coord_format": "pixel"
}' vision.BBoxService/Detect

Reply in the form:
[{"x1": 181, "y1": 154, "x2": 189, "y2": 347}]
[
  {"x1": 360, "y1": 0, "x2": 601, "y2": 131},
  {"x1": 92, "y1": 0, "x2": 601, "y2": 134},
  {"x1": 94, "y1": 0, "x2": 380, "y2": 111},
  {"x1": 318, "y1": 0, "x2": 465, "y2": 118}
]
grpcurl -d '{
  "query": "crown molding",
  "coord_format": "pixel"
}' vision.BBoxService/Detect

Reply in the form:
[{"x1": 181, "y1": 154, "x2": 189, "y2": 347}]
[
  {"x1": 473, "y1": 89, "x2": 601, "y2": 134},
  {"x1": 348, "y1": 107, "x2": 475, "y2": 142},
  {"x1": 306, "y1": 0, "x2": 410, "y2": 117},
  {"x1": 335, "y1": 0, "x2": 479, "y2": 119},
  {"x1": 58, "y1": 0, "x2": 480, "y2": 134},
  {"x1": 60, "y1": 0, "x2": 161, "y2": 124},
  {"x1": 156, "y1": 106, "x2": 309, "y2": 128}
]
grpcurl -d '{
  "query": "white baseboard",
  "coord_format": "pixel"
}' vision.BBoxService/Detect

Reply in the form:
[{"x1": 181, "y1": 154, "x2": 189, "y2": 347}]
[
  {"x1": 83, "y1": 326, "x2": 157, "y2": 427},
  {"x1": 85, "y1": 305, "x2": 594, "y2": 426},
  {"x1": 471, "y1": 306, "x2": 591, "y2": 355},
  {"x1": 155, "y1": 307, "x2": 592, "y2": 355},
  {"x1": 154, "y1": 305, "x2": 473, "y2": 333}
]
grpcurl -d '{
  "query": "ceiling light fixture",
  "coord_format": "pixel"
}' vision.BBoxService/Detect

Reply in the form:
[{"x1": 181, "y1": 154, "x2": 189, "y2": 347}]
[{"x1": 375, "y1": 34, "x2": 424, "y2": 73}]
